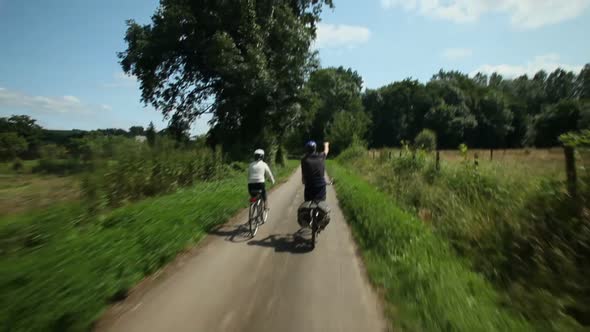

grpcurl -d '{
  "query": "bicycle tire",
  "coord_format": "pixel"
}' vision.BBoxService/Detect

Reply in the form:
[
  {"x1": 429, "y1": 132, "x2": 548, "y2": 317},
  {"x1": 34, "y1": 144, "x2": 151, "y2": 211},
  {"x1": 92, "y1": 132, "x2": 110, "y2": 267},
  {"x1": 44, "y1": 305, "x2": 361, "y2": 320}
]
[
  {"x1": 310, "y1": 214, "x2": 317, "y2": 249},
  {"x1": 249, "y1": 201, "x2": 259, "y2": 237},
  {"x1": 262, "y1": 202, "x2": 268, "y2": 223}
]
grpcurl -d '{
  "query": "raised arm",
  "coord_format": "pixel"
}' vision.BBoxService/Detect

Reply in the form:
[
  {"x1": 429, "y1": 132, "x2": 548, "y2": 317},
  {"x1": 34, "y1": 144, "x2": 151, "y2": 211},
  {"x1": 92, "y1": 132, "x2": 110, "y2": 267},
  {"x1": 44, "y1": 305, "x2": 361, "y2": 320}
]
[
  {"x1": 265, "y1": 163, "x2": 275, "y2": 184},
  {"x1": 323, "y1": 142, "x2": 330, "y2": 157}
]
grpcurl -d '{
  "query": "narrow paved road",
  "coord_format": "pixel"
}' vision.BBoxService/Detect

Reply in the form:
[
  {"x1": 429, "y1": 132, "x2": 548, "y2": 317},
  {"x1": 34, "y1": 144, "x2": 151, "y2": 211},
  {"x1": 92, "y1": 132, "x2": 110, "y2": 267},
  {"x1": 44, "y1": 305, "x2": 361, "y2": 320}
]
[{"x1": 96, "y1": 169, "x2": 387, "y2": 332}]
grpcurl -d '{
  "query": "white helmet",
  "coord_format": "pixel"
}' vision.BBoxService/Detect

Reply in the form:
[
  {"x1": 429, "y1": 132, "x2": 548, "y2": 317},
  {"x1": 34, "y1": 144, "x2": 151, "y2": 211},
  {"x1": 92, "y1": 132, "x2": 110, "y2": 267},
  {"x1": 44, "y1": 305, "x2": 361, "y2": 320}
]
[{"x1": 254, "y1": 149, "x2": 265, "y2": 159}]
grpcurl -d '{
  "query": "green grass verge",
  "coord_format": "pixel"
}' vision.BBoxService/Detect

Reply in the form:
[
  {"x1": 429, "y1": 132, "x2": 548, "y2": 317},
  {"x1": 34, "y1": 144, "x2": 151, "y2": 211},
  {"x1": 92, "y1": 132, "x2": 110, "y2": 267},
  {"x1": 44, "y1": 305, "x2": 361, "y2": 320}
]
[
  {"x1": 0, "y1": 160, "x2": 297, "y2": 331},
  {"x1": 329, "y1": 161, "x2": 531, "y2": 331}
]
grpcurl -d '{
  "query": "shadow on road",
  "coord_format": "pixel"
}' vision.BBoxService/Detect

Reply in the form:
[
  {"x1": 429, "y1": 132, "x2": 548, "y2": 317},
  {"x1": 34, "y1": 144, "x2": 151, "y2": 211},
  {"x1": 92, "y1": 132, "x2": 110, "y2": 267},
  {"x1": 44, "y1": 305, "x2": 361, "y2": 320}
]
[
  {"x1": 207, "y1": 222, "x2": 252, "y2": 243},
  {"x1": 247, "y1": 229, "x2": 314, "y2": 254}
]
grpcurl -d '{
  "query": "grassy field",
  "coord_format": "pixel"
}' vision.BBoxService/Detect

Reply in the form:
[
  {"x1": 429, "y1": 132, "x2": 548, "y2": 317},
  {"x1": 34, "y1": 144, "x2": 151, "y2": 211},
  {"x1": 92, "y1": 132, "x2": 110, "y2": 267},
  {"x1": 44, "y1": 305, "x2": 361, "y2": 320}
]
[
  {"x1": 339, "y1": 145, "x2": 590, "y2": 330},
  {"x1": 329, "y1": 161, "x2": 531, "y2": 331},
  {"x1": 0, "y1": 160, "x2": 297, "y2": 331},
  {"x1": 369, "y1": 147, "x2": 590, "y2": 178},
  {"x1": 0, "y1": 174, "x2": 80, "y2": 216}
]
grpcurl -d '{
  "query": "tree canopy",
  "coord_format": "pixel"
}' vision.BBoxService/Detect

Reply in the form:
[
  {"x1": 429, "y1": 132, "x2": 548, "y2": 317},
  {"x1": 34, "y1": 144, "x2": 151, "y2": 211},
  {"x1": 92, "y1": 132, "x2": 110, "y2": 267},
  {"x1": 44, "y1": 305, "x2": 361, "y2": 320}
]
[{"x1": 120, "y1": 0, "x2": 333, "y2": 160}]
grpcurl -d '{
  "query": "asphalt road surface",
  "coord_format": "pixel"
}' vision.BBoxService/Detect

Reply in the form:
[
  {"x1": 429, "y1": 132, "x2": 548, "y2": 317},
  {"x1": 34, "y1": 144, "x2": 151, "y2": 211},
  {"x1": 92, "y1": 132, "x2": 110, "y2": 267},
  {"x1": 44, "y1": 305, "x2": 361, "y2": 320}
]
[{"x1": 96, "y1": 168, "x2": 387, "y2": 332}]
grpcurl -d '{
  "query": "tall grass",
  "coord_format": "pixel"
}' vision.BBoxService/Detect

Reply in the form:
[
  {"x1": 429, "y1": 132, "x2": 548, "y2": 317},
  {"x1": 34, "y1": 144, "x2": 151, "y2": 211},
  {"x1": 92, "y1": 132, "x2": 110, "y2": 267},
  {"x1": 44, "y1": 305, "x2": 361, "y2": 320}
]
[
  {"x1": 338, "y1": 146, "x2": 590, "y2": 330},
  {"x1": 329, "y1": 162, "x2": 530, "y2": 331},
  {"x1": 81, "y1": 145, "x2": 226, "y2": 209},
  {"x1": 0, "y1": 160, "x2": 297, "y2": 331}
]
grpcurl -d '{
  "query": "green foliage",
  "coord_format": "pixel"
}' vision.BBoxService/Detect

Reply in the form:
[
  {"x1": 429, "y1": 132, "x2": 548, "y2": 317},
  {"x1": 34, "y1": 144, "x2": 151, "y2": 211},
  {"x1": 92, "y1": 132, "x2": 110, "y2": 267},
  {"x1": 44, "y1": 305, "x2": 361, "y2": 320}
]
[
  {"x1": 128, "y1": 126, "x2": 145, "y2": 136},
  {"x1": 335, "y1": 139, "x2": 368, "y2": 164},
  {"x1": 560, "y1": 129, "x2": 590, "y2": 147},
  {"x1": 33, "y1": 158, "x2": 85, "y2": 175},
  {"x1": 0, "y1": 160, "x2": 298, "y2": 331},
  {"x1": 329, "y1": 162, "x2": 530, "y2": 331},
  {"x1": 414, "y1": 129, "x2": 437, "y2": 151},
  {"x1": 359, "y1": 66, "x2": 590, "y2": 149},
  {"x1": 0, "y1": 115, "x2": 42, "y2": 159},
  {"x1": 120, "y1": 0, "x2": 333, "y2": 159},
  {"x1": 146, "y1": 121, "x2": 157, "y2": 147},
  {"x1": 0, "y1": 132, "x2": 28, "y2": 161},
  {"x1": 367, "y1": 79, "x2": 432, "y2": 147},
  {"x1": 81, "y1": 146, "x2": 222, "y2": 208},
  {"x1": 340, "y1": 148, "x2": 590, "y2": 329},
  {"x1": 40, "y1": 143, "x2": 68, "y2": 160},
  {"x1": 326, "y1": 110, "x2": 369, "y2": 154},
  {"x1": 12, "y1": 158, "x2": 24, "y2": 173},
  {"x1": 529, "y1": 100, "x2": 582, "y2": 147}
]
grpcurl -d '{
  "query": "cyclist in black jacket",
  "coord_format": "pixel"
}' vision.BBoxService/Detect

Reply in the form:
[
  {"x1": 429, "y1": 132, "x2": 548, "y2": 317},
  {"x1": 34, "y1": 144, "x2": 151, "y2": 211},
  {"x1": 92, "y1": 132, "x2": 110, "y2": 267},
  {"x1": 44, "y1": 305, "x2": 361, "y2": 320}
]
[{"x1": 301, "y1": 141, "x2": 330, "y2": 202}]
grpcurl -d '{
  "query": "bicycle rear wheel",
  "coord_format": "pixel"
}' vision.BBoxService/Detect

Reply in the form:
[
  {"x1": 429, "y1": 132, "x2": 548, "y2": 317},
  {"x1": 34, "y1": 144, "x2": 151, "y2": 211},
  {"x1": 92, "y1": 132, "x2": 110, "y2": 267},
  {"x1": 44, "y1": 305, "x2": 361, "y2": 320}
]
[
  {"x1": 262, "y1": 201, "x2": 268, "y2": 223},
  {"x1": 310, "y1": 219, "x2": 317, "y2": 249},
  {"x1": 249, "y1": 202, "x2": 260, "y2": 237}
]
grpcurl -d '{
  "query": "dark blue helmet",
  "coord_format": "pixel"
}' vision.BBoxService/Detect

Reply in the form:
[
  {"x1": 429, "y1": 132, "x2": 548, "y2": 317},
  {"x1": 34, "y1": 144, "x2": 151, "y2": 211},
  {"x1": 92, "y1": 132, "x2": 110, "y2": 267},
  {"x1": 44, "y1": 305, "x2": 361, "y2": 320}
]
[{"x1": 305, "y1": 140, "x2": 317, "y2": 153}]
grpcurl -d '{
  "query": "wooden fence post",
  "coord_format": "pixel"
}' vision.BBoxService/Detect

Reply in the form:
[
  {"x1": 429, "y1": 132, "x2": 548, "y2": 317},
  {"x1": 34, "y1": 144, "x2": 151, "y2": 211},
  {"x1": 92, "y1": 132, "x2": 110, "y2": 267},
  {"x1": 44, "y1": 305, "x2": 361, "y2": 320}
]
[
  {"x1": 474, "y1": 153, "x2": 479, "y2": 168},
  {"x1": 435, "y1": 150, "x2": 440, "y2": 171},
  {"x1": 490, "y1": 149, "x2": 493, "y2": 161},
  {"x1": 564, "y1": 146, "x2": 577, "y2": 199},
  {"x1": 388, "y1": 151, "x2": 392, "y2": 160}
]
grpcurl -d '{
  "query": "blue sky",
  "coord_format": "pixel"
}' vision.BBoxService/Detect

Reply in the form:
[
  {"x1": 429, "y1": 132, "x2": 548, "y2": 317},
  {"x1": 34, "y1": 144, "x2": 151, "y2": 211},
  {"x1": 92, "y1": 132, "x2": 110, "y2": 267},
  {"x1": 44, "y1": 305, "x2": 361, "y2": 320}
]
[{"x1": 1, "y1": 0, "x2": 589, "y2": 133}]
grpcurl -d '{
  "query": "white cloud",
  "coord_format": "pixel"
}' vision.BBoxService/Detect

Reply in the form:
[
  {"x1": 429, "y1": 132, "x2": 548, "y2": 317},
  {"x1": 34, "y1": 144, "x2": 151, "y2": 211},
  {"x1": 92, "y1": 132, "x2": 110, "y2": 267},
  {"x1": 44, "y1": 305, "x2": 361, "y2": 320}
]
[
  {"x1": 63, "y1": 95, "x2": 81, "y2": 104},
  {"x1": 380, "y1": 0, "x2": 590, "y2": 28},
  {"x1": 471, "y1": 54, "x2": 584, "y2": 78},
  {"x1": 101, "y1": 104, "x2": 113, "y2": 111},
  {"x1": 314, "y1": 23, "x2": 371, "y2": 49},
  {"x1": 442, "y1": 48, "x2": 473, "y2": 60},
  {"x1": 0, "y1": 88, "x2": 107, "y2": 114},
  {"x1": 101, "y1": 72, "x2": 138, "y2": 88}
]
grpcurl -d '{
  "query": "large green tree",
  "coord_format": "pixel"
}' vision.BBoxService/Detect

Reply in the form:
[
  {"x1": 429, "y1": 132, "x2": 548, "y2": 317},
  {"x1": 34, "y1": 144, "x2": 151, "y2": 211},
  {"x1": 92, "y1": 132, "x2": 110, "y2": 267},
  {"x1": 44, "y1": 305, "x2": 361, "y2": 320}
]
[
  {"x1": 0, "y1": 115, "x2": 42, "y2": 158},
  {"x1": 0, "y1": 132, "x2": 28, "y2": 161},
  {"x1": 119, "y1": 0, "x2": 332, "y2": 160},
  {"x1": 365, "y1": 79, "x2": 431, "y2": 148},
  {"x1": 286, "y1": 66, "x2": 366, "y2": 154},
  {"x1": 528, "y1": 100, "x2": 582, "y2": 147},
  {"x1": 326, "y1": 110, "x2": 369, "y2": 154}
]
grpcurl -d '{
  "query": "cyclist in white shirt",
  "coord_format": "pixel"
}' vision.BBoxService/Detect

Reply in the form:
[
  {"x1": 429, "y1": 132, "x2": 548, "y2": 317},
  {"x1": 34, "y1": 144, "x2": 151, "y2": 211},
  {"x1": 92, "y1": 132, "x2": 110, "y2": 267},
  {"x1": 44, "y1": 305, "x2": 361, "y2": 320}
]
[{"x1": 248, "y1": 149, "x2": 275, "y2": 211}]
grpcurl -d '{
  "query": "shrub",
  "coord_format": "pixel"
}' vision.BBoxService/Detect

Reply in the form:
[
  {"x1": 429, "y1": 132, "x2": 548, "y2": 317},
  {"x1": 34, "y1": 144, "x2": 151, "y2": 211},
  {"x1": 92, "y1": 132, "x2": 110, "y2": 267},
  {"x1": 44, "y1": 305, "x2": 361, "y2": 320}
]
[
  {"x1": 12, "y1": 158, "x2": 24, "y2": 173},
  {"x1": 81, "y1": 147, "x2": 227, "y2": 208},
  {"x1": 414, "y1": 129, "x2": 437, "y2": 151},
  {"x1": 336, "y1": 141, "x2": 367, "y2": 163},
  {"x1": 33, "y1": 158, "x2": 85, "y2": 175}
]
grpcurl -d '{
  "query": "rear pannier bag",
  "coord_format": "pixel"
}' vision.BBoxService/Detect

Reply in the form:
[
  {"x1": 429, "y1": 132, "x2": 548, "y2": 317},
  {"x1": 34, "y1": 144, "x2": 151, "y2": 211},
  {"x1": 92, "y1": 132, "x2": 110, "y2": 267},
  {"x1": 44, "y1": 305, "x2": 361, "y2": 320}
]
[{"x1": 297, "y1": 201, "x2": 330, "y2": 228}]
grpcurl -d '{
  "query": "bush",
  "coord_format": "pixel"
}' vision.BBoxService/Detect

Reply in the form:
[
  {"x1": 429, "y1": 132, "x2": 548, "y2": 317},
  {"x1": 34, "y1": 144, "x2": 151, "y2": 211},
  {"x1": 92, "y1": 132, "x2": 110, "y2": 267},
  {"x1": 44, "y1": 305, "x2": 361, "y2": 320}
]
[
  {"x1": 414, "y1": 129, "x2": 437, "y2": 151},
  {"x1": 82, "y1": 146, "x2": 226, "y2": 208},
  {"x1": 33, "y1": 158, "x2": 85, "y2": 175},
  {"x1": 12, "y1": 158, "x2": 24, "y2": 173},
  {"x1": 336, "y1": 141, "x2": 367, "y2": 163}
]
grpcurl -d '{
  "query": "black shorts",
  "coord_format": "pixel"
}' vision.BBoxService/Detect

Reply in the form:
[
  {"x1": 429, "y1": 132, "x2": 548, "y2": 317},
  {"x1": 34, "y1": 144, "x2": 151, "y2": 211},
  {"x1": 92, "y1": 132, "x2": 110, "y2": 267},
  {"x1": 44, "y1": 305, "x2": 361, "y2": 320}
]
[
  {"x1": 248, "y1": 183, "x2": 266, "y2": 201},
  {"x1": 304, "y1": 185, "x2": 326, "y2": 202}
]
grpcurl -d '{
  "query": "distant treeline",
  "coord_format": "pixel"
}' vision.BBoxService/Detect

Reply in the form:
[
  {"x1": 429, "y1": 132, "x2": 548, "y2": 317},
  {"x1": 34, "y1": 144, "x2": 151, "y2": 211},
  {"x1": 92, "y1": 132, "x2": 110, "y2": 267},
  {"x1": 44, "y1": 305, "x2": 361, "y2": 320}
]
[
  {"x1": 0, "y1": 116, "x2": 200, "y2": 161},
  {"x1": 286, "y1": 64, "x2": 590, "y2": 153}
]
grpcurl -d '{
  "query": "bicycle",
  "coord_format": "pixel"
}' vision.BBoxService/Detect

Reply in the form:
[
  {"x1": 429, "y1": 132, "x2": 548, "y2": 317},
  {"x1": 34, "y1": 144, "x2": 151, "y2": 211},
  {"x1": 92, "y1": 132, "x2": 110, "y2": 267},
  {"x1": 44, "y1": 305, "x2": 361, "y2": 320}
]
[
  {"x1": 306, "y1": 180, "x2": 333, "y2": 249},
  {"x1": 248, "y1": 191, "x2": 268, "y2": 237}
]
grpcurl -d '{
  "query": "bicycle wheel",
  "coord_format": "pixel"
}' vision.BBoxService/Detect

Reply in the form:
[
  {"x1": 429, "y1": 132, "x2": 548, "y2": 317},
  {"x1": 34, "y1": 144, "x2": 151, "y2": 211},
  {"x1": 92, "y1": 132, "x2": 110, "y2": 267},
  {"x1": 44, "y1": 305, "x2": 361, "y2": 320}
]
[
  {"x1": 310, "y1": 217, "x2": 317, "y2": 249},
  {"x1": 249, "y1": 202, "x2": 259, "y2": 237},
  {"x1": 262, "y1": 200, "x2": 269, "y2": 223}
]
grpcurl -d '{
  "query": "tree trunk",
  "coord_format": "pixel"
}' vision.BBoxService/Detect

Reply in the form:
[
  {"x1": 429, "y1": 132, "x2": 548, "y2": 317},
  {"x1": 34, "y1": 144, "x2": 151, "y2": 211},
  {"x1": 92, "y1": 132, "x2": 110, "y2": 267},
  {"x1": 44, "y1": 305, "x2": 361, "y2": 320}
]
[{"x1": 435, "y1": 150, "x2": 440, "y2": 171}]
